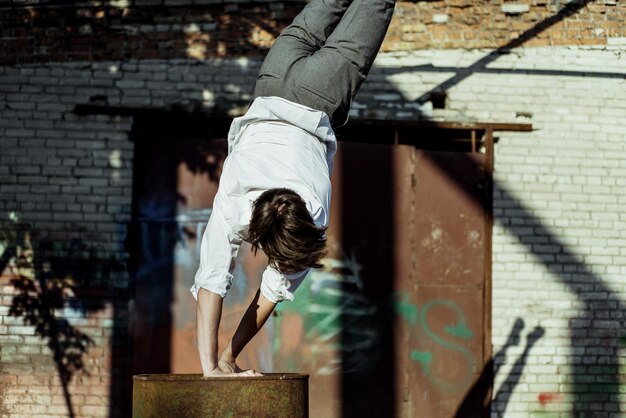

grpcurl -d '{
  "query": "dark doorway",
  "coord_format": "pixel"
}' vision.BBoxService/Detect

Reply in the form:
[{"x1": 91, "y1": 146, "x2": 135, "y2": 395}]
[{"x1": 128, "y1": 115, "x2": 231, "y2": 377}]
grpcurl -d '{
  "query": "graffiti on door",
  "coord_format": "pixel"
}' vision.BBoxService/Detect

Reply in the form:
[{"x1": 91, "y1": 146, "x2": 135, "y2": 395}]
[
  {"x1": 395, "y1": 292, "x2": 477, "y2": 393},
  {"x1": 274, "y1": 244, "x2": 381, "y2": 376},
  {"x1": 273, "y1": 251, "x2": 478, "y2": 390}
]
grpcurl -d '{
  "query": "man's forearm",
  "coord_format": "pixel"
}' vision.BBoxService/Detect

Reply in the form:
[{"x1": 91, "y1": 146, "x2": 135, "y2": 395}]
[
  {"x1": 196, "y1": 288, "x2": 223, "y2": 375},
  {"x1": 222, "y1": 289, "x2": 276, "y2": 362}
]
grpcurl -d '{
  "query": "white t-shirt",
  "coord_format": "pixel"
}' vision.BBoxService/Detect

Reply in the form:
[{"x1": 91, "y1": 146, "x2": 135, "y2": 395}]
[{"x1": 190, "y1": 96, "x2": 336, "y2": 303}]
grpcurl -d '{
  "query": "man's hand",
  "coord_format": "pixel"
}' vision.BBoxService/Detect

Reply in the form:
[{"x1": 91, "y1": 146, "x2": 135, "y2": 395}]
[
  {"x1": 218, "y1": 357, "x2": 263, "y2": 376},
  {"x1": 203, "y1": 363, "x2": 262, "y2": 378},
  {"x1": 197, "y1": 288, "x2": 273, "y2": 378},
  {"x1": 218, "y1": 356, "x2": 241, "y2": 373}
]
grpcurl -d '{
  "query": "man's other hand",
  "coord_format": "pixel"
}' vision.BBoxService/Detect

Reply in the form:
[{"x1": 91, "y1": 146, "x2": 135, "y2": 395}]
[
  {"x1": 217, "y1": 358, "x2": 263, "y2": 377},
  {"x1": 202, "y1": 362, "x2": 263, "y2": 377}
]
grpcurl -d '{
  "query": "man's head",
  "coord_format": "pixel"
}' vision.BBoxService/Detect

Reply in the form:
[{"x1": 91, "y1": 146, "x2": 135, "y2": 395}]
[{"x1": 248, "y1": 188, "x2": 327, "y2": 273}]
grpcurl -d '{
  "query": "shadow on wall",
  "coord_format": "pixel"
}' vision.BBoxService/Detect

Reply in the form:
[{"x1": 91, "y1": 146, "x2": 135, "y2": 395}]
[
  {"x1": 455, "y1": 318, "x2": 546, "y2": 417},
  {"x1": 495, "y1": 185, "x2": 625, "y2": 416},
  {"x1": 0, "y1": 222, "x2": 125, "y2": 418},
  {"x1": 411, "y1": 0, "x2": 601, "y2": 104},
  {"x1": 338, "y1": 143, "x2": 397, "y2": 418}
]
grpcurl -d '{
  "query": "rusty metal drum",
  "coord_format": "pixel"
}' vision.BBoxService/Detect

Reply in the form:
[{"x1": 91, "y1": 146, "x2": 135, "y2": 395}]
[{"x1": 132, "y1": 374, "x2": 309, "y2": 418}]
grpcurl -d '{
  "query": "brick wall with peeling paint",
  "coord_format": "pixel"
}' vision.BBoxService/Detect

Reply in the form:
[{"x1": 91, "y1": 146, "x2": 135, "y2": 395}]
[
  {"x1": 1, "y1": 0, "x2": 625, "y2": 65},
  {"x1": 1, "y1": 1, "x2": 625, "y2": 417}
]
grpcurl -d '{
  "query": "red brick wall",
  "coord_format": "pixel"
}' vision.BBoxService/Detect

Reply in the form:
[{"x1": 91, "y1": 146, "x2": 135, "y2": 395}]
[
  {"x1": 1, "y1": 124, "x2": 133, "y2": 417},
  {"x1": 0, "y1": 271, "x2": 127, "y2": 417},
  {"x1": 385, "y1": 0, "x2": 625, "y2": 50},
  {"x1": 1, "y1": 0, "x2": 624, "y2": 65}
]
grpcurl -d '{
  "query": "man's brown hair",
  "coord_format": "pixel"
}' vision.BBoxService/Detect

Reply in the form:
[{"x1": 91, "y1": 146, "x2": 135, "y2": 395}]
[{"x1": 248, "y1": 188, "x2": 327, "y2": 273}]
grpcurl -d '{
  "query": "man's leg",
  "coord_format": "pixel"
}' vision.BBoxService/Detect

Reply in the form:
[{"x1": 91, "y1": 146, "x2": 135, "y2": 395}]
[
  {"x1": 253, "y1": 0, "x2": 353, "y2": 99},
  {"x1": 324, "y1": 0, "x2": 396, "y2": 92},
  {"x1": 290, "y1": 0, "x2": 396, "y2": 127},
  {"x1": 253, "y1": 0, "x2": 396, "y2": 127}
]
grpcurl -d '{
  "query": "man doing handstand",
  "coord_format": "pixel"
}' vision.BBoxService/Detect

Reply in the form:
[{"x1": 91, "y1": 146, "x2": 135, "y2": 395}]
[{"x1": 191, "y1": 0, "x2": 396, "y2": 377}]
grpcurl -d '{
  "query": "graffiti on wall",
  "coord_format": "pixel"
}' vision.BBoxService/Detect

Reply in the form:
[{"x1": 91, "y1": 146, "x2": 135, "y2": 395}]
[
  {"x1": 529, "y1": 392, "x2": 565, "y2": 418},
  {"x1": 274, "y1": 244, "x2": 381, "y2": 376},
  {"x1": 395, "y1": 292, "x2": 477, "y2": 393},
  {"x1": 273, "y1": 247, "x2": 478, "y2": 393}
]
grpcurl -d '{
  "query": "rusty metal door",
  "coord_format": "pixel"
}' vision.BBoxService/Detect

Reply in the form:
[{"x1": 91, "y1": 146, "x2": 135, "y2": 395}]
[{"x1": 398, "y1": 150, "x2": 489, "y2": 417}]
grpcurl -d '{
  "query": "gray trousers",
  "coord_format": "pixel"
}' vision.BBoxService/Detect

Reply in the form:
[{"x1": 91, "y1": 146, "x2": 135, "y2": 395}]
[{"x1": 252, "y1": 0, "x2": 396, "y2": 128}]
